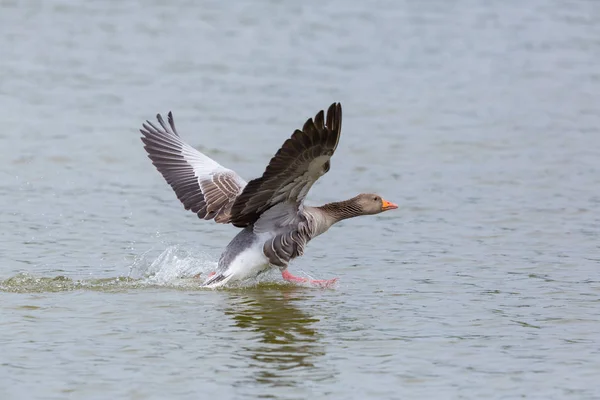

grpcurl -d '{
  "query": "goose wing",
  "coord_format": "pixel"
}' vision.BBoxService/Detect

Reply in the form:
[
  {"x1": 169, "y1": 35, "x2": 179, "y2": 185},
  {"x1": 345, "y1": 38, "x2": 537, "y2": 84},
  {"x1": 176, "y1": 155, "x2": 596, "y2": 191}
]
[
  {"x1": 140, "y1": 113, "x2": 246, "y2": 224},
  {"x1": 229, "y1": 102, "x2": 342, "y2": 228}
]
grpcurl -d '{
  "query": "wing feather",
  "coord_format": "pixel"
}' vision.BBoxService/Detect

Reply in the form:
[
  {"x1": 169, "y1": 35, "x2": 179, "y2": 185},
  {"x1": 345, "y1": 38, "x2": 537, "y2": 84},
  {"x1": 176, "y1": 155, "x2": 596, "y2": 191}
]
[
  {"x1": 229, "y1": 103, "x2": 342, "y2": 228},
  {"x1": 140, "y1": 112, "x2": 246, "y2": 224}
]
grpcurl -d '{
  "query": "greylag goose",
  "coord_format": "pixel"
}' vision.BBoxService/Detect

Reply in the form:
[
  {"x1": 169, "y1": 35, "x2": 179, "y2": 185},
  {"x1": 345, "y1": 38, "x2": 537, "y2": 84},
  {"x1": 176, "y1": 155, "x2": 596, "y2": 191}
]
[{"x1": 139, "y1": 103, "x2": 397, "y2": 288}]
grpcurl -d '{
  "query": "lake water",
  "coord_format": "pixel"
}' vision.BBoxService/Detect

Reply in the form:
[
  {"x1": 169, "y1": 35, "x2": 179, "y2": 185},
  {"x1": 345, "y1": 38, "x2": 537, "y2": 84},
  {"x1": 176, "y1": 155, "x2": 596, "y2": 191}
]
[{"x1": 1, "y1": 0, "x2": 599, "y2": 399}]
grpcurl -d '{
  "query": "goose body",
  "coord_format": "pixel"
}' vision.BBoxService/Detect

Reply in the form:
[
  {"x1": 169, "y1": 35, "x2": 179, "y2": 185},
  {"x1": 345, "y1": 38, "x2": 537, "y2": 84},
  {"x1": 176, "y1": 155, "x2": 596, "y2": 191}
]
[
  {"x1": 206, "y1": 228, "x2": 270, "y2": 287},
  {"x1": 139, "y1": 103, "x2": 397, "y2": 288}
]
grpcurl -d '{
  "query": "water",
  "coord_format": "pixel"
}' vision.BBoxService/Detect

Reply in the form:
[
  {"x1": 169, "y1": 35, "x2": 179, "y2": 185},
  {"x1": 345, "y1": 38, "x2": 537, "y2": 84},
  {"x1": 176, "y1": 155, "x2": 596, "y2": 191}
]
[{"x1": 1, "y1": 0, "x2": 600, "y2": 398}]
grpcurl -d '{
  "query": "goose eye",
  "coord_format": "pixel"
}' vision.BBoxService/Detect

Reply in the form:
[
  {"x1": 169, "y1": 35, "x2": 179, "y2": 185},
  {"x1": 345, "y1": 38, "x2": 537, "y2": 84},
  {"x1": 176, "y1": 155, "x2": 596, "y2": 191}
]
[{"x1": 373, "y1": 196, "x2": 378, "y2": 201}]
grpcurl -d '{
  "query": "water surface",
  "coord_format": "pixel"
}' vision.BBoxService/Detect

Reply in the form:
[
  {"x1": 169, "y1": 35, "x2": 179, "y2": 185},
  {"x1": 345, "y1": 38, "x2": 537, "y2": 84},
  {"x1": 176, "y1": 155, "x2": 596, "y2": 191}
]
[{"x1": 1, "y1": 0, "x2": 600, "y2": 399}]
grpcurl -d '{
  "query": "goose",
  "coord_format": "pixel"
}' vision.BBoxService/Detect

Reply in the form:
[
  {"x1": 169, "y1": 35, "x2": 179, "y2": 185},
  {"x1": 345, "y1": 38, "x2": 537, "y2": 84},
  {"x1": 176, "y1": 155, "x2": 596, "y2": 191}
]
[{"x1": 139, "y1": 103, "x2": 397, "y2": 288}]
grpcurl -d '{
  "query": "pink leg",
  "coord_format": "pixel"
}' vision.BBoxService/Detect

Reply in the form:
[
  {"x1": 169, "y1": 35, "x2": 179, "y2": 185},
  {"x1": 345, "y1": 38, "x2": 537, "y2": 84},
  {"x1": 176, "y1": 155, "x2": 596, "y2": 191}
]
[
  {"x1": 281, "y1": 269, "x2": 338, "y2": 288},
  {"x1": 193, "y1": 271, "x2": 216, "y2": 279}
]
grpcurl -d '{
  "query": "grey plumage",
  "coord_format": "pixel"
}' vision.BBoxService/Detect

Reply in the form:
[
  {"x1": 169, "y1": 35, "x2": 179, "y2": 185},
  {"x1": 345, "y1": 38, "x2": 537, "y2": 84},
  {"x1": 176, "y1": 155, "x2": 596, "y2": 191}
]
[
  {"x1": 141, "y1": 104, "x2": 343, "y2": 271},
  {"x1": 140, "y1": 112, "x2": 246, "y2": 223},
  {"x1": 139, "y1": 102, "x2": 396, "y2": 287},
  {"x1": 229, "y1": 103, "x2": 342, "y2": 227},
  {"x1": 203, "y1": 227, "x2": 258, "y2": 286}
]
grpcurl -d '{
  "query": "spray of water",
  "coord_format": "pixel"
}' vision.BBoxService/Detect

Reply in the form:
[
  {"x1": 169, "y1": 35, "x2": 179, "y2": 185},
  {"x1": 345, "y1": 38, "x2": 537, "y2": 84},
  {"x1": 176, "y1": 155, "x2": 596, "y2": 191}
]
[
  {"x1": 129, "y1": 245, "x2": 218, "y2": 285},
  {"x1": 1, "y1": 245, "x2": 281, "y2": 293}
]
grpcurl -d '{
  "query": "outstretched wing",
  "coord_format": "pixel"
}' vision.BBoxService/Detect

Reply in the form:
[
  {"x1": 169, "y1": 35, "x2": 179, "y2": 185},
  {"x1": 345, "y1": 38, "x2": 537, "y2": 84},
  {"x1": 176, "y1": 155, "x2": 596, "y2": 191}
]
[
  {"x1": 140, "y1": 113, "x2": 246, "y2": 224},
  {"x1": 229, "y1": 102, "x2": 342, "y2": 228}
]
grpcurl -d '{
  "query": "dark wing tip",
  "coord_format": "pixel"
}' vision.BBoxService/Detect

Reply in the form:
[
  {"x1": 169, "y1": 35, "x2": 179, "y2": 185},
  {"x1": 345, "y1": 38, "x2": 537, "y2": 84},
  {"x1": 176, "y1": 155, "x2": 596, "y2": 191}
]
[
  {"x1": 313, "y1": 110, "x2": 325, "y2": 130},
  {"x1": 139, "y1": 112, "x2": 182, "y2": 141},
  {"x1": 229, "y1": 102, "x2": 344, "y2": 227},
  {"x1": 326, "y1": 102, "x2": 342, "y2": 131},
  {"x1": 167, "y1": 112, "x2": 179, "y2": 137},
  {"x1": 325, "y1": 102, "x2": 342, "y2": 149}
]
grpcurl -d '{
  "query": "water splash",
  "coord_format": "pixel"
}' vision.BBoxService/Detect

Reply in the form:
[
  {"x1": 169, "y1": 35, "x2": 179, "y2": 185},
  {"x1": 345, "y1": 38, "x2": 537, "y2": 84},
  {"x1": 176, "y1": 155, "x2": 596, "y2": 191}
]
[
  {"x1": 129, "y1": 245, "x2": 218, "y2": 285},
  {"x1": 131, "y1": 245, "x2": 280, "y2": 288},
  {"x1": 0, "y1": 245, "x2": 281, "y2": 293}
]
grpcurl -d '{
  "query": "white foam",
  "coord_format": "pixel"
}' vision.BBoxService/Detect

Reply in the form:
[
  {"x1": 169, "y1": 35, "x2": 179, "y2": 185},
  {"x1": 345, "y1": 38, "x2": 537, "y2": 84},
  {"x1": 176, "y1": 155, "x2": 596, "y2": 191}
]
[{"x1": 129, "y1": 245, "x2": 218, "y2": 286}]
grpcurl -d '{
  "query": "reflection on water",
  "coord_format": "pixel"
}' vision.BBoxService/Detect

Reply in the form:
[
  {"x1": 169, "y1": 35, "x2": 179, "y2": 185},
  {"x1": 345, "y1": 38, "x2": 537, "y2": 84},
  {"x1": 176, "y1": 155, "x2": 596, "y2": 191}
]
[{"x1": 224, "y1": 287, "x2": 335, "y2": 388}]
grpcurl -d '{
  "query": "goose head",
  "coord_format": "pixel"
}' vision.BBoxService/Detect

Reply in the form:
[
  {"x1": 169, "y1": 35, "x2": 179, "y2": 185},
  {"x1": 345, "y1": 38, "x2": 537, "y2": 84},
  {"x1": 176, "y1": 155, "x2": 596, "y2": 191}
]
[{"x1": 353, "y1": 193, "x2": 398, "y2": 215}]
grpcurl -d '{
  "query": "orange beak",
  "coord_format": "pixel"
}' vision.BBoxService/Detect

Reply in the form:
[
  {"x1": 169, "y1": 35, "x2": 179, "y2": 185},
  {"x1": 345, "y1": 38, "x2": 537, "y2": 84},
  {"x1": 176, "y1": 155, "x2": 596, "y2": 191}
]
[{"x1": 381, "y1": 199, "x2": 398, "y2": 211}]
